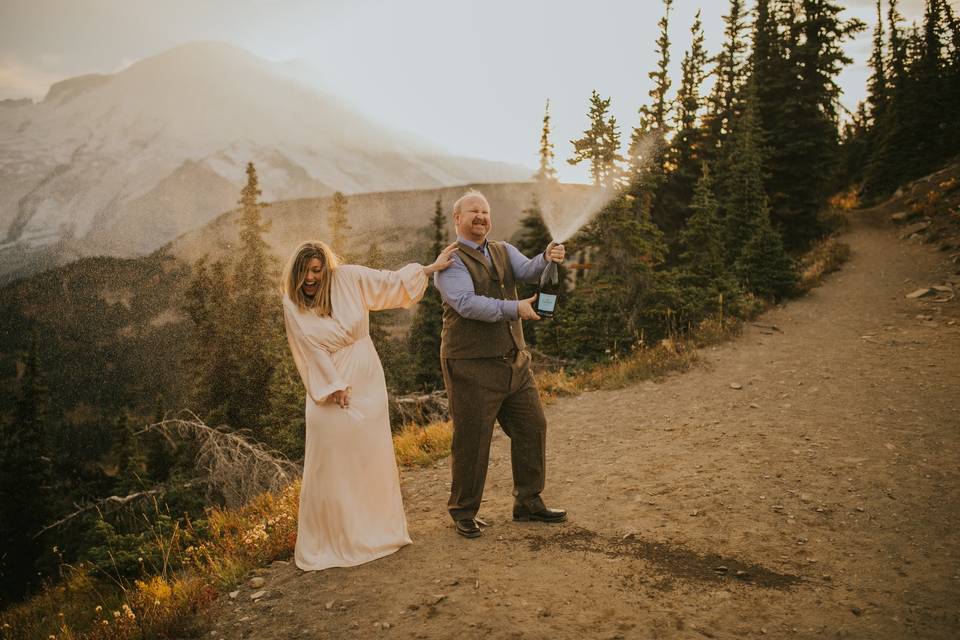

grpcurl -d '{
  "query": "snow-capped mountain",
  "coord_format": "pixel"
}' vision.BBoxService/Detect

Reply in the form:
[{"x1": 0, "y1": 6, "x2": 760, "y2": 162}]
[{"x1": 0, "y1": 42, "x2": 529, "y2": 280}]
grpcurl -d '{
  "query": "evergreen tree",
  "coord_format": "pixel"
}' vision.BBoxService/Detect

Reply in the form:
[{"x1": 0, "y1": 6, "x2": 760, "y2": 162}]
[
  {"x1": 184, "y1": 257, "x2": 237, "y2": 426},
  {"x1": 734, "y1": 208, "x2": 799, "y2": 301},
  {"x1": 630, "y1": 0, "x2": 673, "y2": 182},
  {"x1": 512, "y1": 196, "x2": 557, "y2": 347},
  {"x1": 703, "y1": 0, "x2": 749, "y2": 159},
  {"x1": 721, "y1": 84, "x2": 769, "y2": 265},
  {"x1": 328, "y1": 192, "x2": 352, "y2": 257},
  {"x1": 543, "y1": 188, "x2": 673, "y2": 361},
  {"x1": 867, "y1": 0, "x2": 888, "y2": 122},
  {"x1": 659, "y1": 10, "x2": 710, "y2": 240},
  {"x1": 0, "y1": 330, "x2": 52, "y2": 602},
  {"x1": 261, "y1": 344, "x2": 306, "y2": 460},
  {"x1": 569, "y1": 91, "x2": 625, "y2": 188},
  {"x1": 641, "y1": 0, "x2": 674, "y2": 135},
  {"x1": 752, "y1": 0, "x2": 863, "y2": 249},
  {"x1": 679, "y1": 164, "x2": 725, "y2": 284},
  {"x1": 232, "y1": 162, "x2": 277, "y2": 436},
  {"x1": 534, "y1": 99, "x2": 559, "y2": 184},
  {"x1": 408, "y1": 198, "x2": 448, "y2": 390},
  {"x1": 112, "y1": 410, "x2": 145, "y2": 495}
]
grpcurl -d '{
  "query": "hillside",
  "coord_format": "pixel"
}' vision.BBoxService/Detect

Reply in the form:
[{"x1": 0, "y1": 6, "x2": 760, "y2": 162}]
[
  {"x1": 0, "y1": 181, "x2": 594, "y2": 420},
  {"x1": 164, "y1": 181, "x2": 597, "y2": 266}
]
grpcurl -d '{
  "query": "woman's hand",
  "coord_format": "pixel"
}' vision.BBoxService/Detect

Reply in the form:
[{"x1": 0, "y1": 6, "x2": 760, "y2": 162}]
[
  {"x1": 329, "y1": 388, "x2": 350, "y2": 409},
  {"x1": 423, "y1": 242, "x2": 459, "y2": 276}
]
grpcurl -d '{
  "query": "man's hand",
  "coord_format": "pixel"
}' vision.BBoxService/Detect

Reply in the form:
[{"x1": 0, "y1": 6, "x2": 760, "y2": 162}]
[
  {"x1": 545, "y1": 241, "x2": 565, "y2": 263},
  {"x1": 518, "y1": 294, "x2": 541, "y2": 321},
  {"x1": 329, "y1": 388, "x2": 350, "y2": 409}
]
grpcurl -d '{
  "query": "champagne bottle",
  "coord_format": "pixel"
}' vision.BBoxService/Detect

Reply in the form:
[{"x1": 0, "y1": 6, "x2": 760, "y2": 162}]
[{"x1": 535, "y1": 258, "x2": 560, "y2": 318}]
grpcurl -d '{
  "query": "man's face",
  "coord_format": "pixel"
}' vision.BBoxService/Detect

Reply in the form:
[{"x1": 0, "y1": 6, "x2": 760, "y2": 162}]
[{"x1": 454, "y1": 195, "x2": 492, "y2": 243}]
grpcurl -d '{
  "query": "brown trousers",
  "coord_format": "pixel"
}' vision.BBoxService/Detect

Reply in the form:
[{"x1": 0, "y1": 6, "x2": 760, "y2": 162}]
[{"x1": 442, "y1": 350, "x2": 547, "y2": 521}]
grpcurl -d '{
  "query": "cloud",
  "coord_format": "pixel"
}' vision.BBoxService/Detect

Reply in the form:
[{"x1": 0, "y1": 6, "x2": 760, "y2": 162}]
[{"x1": 0, "y1": 54, "x2": 64, "y2": 100}]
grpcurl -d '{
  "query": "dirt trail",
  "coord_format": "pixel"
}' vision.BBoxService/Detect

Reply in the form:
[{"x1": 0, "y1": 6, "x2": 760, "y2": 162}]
[{"x1": 206, "y1": 205, "x2": 960, "y2": 639}]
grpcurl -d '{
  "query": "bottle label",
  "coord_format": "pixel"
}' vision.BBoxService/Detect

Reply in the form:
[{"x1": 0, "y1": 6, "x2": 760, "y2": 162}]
[{"x1": 537, "y1": 293, "x2": 557, "y2": 313}]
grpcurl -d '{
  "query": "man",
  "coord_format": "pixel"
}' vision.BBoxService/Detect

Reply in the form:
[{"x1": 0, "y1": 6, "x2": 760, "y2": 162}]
[{"x1": 434, "y1": 189, "x2": 566, "y2": 538}]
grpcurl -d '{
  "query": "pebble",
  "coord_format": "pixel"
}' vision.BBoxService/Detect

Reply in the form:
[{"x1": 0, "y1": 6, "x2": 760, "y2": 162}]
[
  {"x1": 229, "y1": 590, "x2": 239, "y2": 599},
  {"x1": 851, "y1": 607, "x2": 863, "y2": 616},
  {"x1": 249, "y1": 577, "x2": 265, "y2": 589},
  {"x1": 730, "y1": 382, "x2": 743, "y2": 389},
  {"x1": 325, "y1": 600, "x2": 335, "y2": 610},
  {"x1": 250, "y1": 590, "x2": 267, "y2": 600}
]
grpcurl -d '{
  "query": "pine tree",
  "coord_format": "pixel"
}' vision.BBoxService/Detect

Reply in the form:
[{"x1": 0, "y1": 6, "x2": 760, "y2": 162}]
[
  {"x1": 512, "y1": 196, "x2": 557, "y2": 347},
  {"x1": 184, "y1": 257, "x2": 237, "y2": 426},
  {"x1": 703, "y1": 0, "x2": 749, "y2": 159},
  {"x1": 112, "y1": 410, "x2": 145, "y2": 495},
  {"x1": 231, "y1": 162, "x2": 277, "y2": 436},
  {"x1": 328, "y1": 191, "x2": 352, "y2": 257},
  {"x1": 642, "y1": 0, "x2": 674, "y2": 135},
  {"x1": 534, "y1": 99, "x2": 559, "y2": 184},
  {"x1": 752, "y1": 0, "x2": 863, "y2": 249},
  {"x1": 721, "y1": 84, "x2": 769, "y2": 265},
  {"x1": 261, "y1": 343, "x2": 306, "y2": 460},
  {"x1": 541, "y1": 190, "x2": 675, "y2": 361},
  {"x1": 569, "y1": 91, "x2": 624, "y2": 188},
  {"x1": 734, "y1": 208, "x2": 799, "y2": 301},
  {"x1": 630, "y1": 0, "x2": 673, "y2": 182},
  {"x1": 659, "y1": 10, "x2": 710, "y2": 240},
  {"x1": 867, "y1": 0, "x2": 888, "y2": 122},
  {"x1": 0, "y1": 330, "x2": 52, "y2": 601},
  {"x1": 408, "y1": 197, "x2": 448, "y2": 390},
  {"x1": 679, "y1": 163, "x2": 725, "y2": 284}
]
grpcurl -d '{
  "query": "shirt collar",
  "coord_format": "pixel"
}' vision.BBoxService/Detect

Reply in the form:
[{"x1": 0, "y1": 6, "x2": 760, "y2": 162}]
[{"x1": 457, "y1": 236, "x2": 487, "y2": 252}]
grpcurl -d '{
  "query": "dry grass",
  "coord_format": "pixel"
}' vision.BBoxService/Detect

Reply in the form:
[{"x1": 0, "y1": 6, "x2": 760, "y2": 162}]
[
  {"x1": 392, "y1": 420, "x2": 453, "y2": 467},
  {"x1": 799, "y1": 237, "x2": 852, "y2": 291},
  {"x1": 1, "y1": 482, "x2": 300, "y2": 640}
]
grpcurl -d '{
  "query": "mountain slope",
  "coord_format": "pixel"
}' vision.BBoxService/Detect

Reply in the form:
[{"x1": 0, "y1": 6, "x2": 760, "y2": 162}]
[{"x1": 0, "y1": 42, "x2": 530, "y2": 280}]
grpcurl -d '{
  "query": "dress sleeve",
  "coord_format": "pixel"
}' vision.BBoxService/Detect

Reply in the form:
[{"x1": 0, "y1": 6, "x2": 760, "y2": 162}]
[
  {"x1": 282, "y1": 302, "x2": 348, "y2": 404},
  {"x1": 355, "y1": 263, "x2": 428, "y2": 311}
]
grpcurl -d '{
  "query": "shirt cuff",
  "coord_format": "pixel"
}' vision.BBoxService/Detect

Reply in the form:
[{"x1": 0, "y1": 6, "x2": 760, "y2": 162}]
[{"x1": 500, "y1": 299, "x2": 519, "y2": 321}]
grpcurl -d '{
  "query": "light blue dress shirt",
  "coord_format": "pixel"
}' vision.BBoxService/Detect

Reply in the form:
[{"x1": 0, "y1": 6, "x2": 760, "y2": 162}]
[{"x1": 434, "y1": 237, "x2": 547, "y2": 322}]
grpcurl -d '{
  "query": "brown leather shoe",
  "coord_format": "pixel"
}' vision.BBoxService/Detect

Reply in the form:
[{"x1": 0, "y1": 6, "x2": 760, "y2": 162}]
[
  {"x1": 455, "y1": 518, "x2": 482, "y2": 538},
  {"x1": 513, "y1": 506, "x2": 567, "y2": 523}
]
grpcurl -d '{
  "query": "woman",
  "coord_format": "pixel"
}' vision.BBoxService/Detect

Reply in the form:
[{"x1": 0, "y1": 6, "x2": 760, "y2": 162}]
[{"x1": 281, "y1": 240, "x2": 457, "y2": 571}]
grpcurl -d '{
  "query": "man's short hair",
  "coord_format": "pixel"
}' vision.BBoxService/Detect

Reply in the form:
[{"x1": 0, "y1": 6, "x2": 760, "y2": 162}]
[{"x1": 452, "y1": 189, "x2": 487, "y2": 216}]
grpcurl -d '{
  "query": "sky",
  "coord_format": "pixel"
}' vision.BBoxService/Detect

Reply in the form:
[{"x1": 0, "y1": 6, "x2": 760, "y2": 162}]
[{"x1": 0, "y1": 0, "x2": 941, "y2": 183}]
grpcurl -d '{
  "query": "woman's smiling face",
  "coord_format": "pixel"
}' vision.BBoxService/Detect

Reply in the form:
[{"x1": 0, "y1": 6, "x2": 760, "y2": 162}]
[{"x1": 302, "y1": 257, "x2": 323, "y2": 297}]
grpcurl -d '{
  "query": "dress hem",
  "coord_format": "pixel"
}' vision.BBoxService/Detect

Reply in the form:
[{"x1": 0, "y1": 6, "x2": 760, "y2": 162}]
[{"x1": 294, "y1": 539, "x2": 412, "y2": 572}]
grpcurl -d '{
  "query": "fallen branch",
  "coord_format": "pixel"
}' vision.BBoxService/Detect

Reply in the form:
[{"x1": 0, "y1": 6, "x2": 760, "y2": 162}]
[{"x1": 136, "y1": 411, "x2": 301, "y2": 508}]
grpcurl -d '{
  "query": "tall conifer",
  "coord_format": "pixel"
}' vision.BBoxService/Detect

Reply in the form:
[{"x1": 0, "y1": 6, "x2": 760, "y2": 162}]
[{"x1": 569, "y1": 91, "x2": 624, "y2": 188}]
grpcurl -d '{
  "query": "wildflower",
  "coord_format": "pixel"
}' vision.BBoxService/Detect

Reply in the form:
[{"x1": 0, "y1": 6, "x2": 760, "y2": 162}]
[
  {"x1": 113, "y1": 610, "x2": 121, "y2": 619},
  {"x1": 95, "y1": 605, "x2": 103, "y2": 614},
  {"x1": 52, "y1": 545, "x2": 58, "y2": 552}
]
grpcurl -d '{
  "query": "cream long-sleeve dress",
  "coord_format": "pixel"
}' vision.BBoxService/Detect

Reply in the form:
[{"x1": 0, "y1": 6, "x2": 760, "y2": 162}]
[{"x1": 282, "y1": 263, "x2": 427, "y2": 571}]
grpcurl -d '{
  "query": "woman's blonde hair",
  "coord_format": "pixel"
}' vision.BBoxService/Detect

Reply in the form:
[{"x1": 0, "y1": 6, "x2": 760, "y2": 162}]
[{"x1": 282, "y1": 241, "x2": 340, "y2": 315}]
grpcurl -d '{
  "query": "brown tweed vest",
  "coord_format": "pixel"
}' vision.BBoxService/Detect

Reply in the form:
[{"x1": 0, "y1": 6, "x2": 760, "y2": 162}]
[{"x1": 440, "y1": 241, "x2": 525, "y2": 359}]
